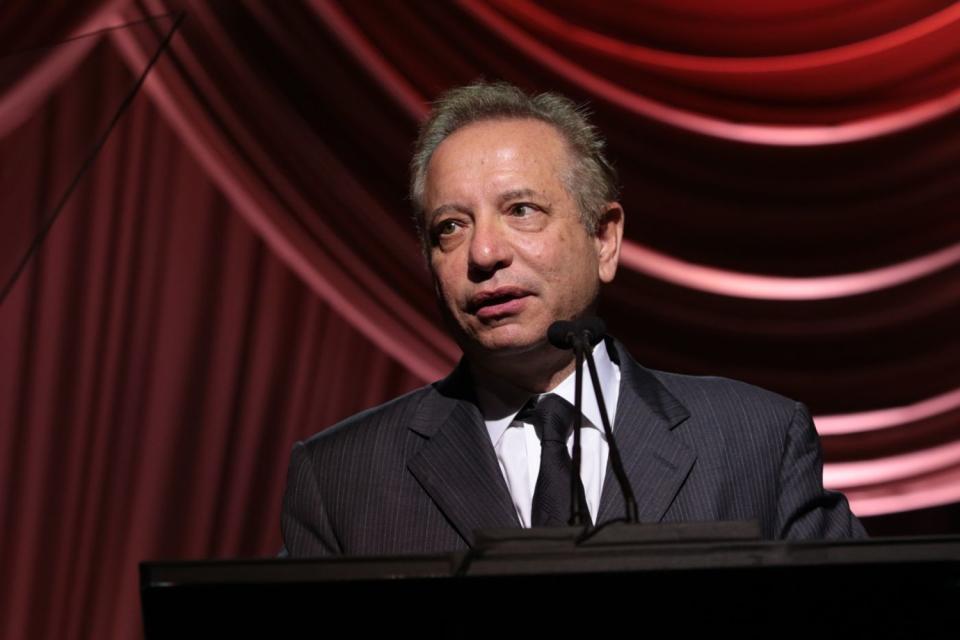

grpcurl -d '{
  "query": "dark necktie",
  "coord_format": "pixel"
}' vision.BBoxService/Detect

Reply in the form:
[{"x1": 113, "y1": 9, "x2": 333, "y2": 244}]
[{"x1": 517, "y1": 394, "x2": 592, "y2": 527}]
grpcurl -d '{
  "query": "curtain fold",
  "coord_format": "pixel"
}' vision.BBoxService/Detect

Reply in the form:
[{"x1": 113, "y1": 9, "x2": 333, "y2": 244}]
[
  {"x1": 109, "y1": 2, "x2": 459, "y2": 381},
  {"x1": 0, "y1": 25, "x2": 422, "y2": 638}
]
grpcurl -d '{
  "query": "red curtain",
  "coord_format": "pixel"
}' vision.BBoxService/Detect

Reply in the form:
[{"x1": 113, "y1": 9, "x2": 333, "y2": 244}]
[{"x1": 2, "y1": 1, "x2": 959, "y2": 637}]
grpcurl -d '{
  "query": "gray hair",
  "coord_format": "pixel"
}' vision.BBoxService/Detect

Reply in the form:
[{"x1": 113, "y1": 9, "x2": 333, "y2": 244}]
[{"x1": 409, "y1": 81, "x2": 619, "y2": 248}]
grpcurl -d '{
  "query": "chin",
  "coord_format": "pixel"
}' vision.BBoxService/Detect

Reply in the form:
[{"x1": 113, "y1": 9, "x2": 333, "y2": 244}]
[{"x1": 464, "y1": 326, "x2": 549, "y2": 358}]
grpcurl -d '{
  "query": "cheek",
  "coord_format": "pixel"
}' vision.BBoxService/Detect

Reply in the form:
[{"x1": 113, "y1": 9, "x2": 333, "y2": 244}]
[
  {"x1": 431, "y1": 262, "x2": 467, "y2": 307},
  {"x1": 558, "y1": 247, "x2": 601, "y2": 299},
  {"x1": 430, "y1": 262, "x2": 453, "y2": 294},
  {"x1": 515, "y1": 235, "x2": 546, "y2": 261}
]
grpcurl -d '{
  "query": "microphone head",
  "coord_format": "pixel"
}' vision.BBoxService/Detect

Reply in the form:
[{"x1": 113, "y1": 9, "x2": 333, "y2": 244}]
[
  {"x1": 547, "y1": 320, "x2": 577, "y2": 350},
  {"x1": 547, "y1": 317, "x2": 606, "y2": 350},
  {"x1": 580, "y1": 316, "x2": 606, "y2": 346}
]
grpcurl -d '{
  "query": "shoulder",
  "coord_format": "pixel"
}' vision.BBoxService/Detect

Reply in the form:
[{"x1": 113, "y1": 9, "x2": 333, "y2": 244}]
[
  {"x1": 649, "y1": 369, "x2": 798, "y2": 419},
  {"x1": 609, "y1": 336, "x2": 799, "y2": 426},
  {"x1": 641, "y1": 368, "x2": 808, "y2": 461},
  {"x1": 299, "y1": 383, "x2": 435, "y2": 455}
]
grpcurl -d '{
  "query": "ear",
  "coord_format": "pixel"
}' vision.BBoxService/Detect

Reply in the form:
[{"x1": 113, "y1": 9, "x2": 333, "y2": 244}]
[{"x1": 595, "y1": 203, "x2": 624, "y2": 283}]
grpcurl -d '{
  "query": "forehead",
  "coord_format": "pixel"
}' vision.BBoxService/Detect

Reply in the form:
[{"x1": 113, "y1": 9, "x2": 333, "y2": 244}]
[{"x1": 424, "y1": 118, "x2": 572, "y2": 203}]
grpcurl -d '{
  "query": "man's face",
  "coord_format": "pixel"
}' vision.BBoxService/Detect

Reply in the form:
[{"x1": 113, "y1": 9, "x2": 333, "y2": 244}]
[{"x1": 422, "y1": 118, "x2": 622, "y2": 362}]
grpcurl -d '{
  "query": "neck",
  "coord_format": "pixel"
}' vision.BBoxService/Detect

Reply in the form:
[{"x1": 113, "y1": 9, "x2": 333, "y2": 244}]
[{"x1": 467, "y1": 343, "x2": 576, "y2": 395}]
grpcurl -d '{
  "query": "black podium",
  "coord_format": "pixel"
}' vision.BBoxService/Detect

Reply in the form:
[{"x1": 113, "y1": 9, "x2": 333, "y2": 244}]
[{"x1": 141, "y1": 532, "x2": 960, "y2": 638}]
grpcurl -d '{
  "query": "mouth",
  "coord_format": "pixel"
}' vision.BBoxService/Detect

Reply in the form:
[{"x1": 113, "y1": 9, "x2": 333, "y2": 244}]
[{"x1": 467, "y1": 287, "x2": 532, "y2": 320}]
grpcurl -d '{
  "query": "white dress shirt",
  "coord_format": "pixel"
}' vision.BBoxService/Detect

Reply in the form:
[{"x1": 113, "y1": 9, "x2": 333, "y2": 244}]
[{"x1": 477, "y1": 342, "x2": 620, "y2": 527}]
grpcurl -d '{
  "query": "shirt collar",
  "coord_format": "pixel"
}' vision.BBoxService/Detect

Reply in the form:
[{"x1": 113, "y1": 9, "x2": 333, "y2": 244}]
[{"x1": 478, "y1": 340, "x2": 621, "y2": 446}]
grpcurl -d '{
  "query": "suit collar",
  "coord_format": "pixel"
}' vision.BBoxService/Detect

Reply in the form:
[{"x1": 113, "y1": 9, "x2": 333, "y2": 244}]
[
  {"x1": 407, "y1": 360, "x2": 521, "y2": 547},
  {"x1": 598, "y1": 338, "x2": 696, "y2": 524},
  {"x1": 474, "y1": 340, "x2": 620, "y2": 447}
]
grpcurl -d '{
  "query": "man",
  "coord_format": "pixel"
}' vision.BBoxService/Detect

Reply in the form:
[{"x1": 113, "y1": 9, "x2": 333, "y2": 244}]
[{"x1": 282, "y1": 82, "x2": 865, "y2": 557}]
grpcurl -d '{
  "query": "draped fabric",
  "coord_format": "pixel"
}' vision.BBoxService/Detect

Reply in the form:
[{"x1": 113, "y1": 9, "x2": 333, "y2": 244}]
[{"x1": 1, "y1": 1, "x2": 959, "y2": 637}]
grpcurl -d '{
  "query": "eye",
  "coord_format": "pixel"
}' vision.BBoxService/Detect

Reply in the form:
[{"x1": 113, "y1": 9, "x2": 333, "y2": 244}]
[
  {"x1": 432, "y1": 218, "x2": 462, "y2": 243},
  {"x1": 438, "y1": 219, "x2": 459, "y2": 234},
  {"x1": 509, "y1": 203, "x2": 536, "y2": 216}
]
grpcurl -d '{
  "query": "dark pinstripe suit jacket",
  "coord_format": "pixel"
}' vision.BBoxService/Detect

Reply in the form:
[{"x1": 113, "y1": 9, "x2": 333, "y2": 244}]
[{"x1": 282, "y1": 338, "x2": 865, "y2": 556}]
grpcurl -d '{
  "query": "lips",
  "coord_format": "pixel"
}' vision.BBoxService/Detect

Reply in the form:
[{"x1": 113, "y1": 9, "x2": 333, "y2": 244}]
[{"x1": 468, "y1": 286, "x2": 531, "y2": 319}]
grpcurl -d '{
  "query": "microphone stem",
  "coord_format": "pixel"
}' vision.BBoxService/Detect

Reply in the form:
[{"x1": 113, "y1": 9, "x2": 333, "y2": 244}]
[
  {"x1": 570, "y1": 338, "x2": 587, "y2": 526},
  {"x1": 583, "y1": 340, "x2": 639, "y2": 523}
]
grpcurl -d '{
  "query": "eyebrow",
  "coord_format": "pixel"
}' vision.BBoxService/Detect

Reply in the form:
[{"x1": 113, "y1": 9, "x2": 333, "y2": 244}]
[
  {"x1": 427, "y1": 188, "x2": 547, "y2": 222},
  {"x1": 427, "y1": 203, "x2": 471, "y2": 223},
  {"x1": 496, "y1": 188, "x2": 541, "y2": 206}
]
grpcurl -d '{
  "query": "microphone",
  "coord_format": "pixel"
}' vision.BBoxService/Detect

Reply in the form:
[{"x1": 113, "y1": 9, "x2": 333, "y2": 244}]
[
  {"x1": 547, "y1": 317, "x2": 639, "y2": 525},
  {"x1": 547, "y1": 317, "x2": 605, "y2": 350}
]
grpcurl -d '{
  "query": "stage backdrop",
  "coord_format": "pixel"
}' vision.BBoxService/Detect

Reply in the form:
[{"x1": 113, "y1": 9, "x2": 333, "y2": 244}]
[{"x1": 1, "y1": 1, "x2": 959, "y2": 638}]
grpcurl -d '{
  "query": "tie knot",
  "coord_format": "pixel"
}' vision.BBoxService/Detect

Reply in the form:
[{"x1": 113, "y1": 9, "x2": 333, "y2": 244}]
[{"x1": 517, "y1": 394, "x2": 577, "y2": 443}]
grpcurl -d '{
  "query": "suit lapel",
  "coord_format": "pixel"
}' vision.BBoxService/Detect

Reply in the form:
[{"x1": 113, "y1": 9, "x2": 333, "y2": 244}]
[
  {"x1": 406, "y1": 342, "x2": 695, "y2": 539},
  {"x1": 598, "y1": 340, "x2": 696, "y2": 525},
  {"x1": 407, "y1": 362, "x2": 520, "y2": 547}
]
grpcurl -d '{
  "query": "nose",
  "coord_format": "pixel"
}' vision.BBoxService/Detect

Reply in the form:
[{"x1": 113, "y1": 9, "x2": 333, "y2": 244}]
[{"x1": 467, "y1": 214, "x2": 512, "y2": 281}]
